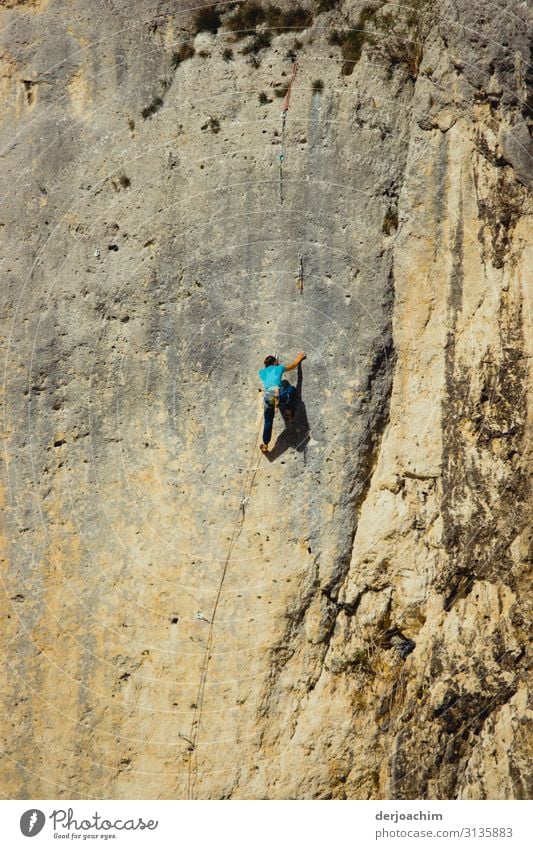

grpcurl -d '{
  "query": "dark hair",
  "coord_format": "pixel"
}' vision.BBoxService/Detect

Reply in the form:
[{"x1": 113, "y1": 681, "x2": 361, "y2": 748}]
[{"x1": 264, "y1": 355, "x2": 277, "y2": 367}]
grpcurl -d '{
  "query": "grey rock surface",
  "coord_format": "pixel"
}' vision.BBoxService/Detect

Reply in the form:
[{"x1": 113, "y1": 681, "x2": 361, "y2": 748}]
[{"x1": 0, "y1": 0, "x2": 530, "y2": 799}]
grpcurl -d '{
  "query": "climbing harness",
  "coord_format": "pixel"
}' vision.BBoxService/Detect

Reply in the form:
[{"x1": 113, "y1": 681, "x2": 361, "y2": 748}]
[
  {"x1": 297, "y1": 252, "x2": 304, "y2": 293},
  {"x1": 279, "y1": 62, "x2": 298, "y2": 204},
  {"x1": 186, "y1": 411, "x2": 264, "y2": 800},
  {"x1": 263, "y1": 386, "x2": 280, "y2": 407}
]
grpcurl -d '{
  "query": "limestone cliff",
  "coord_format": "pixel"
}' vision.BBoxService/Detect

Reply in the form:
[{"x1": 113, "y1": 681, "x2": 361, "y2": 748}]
[{"x1": 0, "y1": 0, "x2": 531, "y2": 799}]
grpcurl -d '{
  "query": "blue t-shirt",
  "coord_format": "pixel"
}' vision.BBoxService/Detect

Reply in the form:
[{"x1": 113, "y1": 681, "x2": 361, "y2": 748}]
[{"x1": 259, "y1": 364, "x2": 286, "y2": 390}]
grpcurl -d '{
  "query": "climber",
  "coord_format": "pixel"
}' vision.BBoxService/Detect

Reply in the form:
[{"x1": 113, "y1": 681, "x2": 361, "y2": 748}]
[{"x1": 258, "y1": 351, "x2": 306, "y2": 453}]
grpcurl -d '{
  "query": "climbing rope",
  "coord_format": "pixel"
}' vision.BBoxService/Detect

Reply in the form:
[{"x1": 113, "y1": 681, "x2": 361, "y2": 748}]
[
  {"x1": 282, "y1": 61, "x2": 298, "y2": 114},
  {"x1": 279, "y1": 62, "x2": 298, "y2": 204},
  {"x1": 186, "y1": 410, "x2": 264, "y2": 799},
  {"x1": 186, "y1": 61, "x2": 301, "y2": 797}
]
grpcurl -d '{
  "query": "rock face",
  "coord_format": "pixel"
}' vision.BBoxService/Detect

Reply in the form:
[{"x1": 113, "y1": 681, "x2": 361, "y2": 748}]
[{"x1": 0, "y1": 0, "x2": 530, "y2": 799}]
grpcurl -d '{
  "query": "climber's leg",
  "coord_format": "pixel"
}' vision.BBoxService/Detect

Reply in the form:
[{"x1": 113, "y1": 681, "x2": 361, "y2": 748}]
[
  {"x1": 279, "y1": 384, "x2": 297, "y2": 417},
  {"x1": 261, "y1": 401, "x2": 275, "y2": 450}
]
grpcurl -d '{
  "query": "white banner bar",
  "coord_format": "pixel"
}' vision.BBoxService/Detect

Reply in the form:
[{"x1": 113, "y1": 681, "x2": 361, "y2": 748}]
[{"x1": 2, "y1": 799, "x2": 531, "y2": 849}]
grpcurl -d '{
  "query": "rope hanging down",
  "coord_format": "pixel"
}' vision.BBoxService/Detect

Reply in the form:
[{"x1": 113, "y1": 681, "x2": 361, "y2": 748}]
[
  {"x1": 279, "y1": 62, "x2": 298, "y2": 204},
  {"x1": 186, "y1": 411, "x2": 264, "y2": 800},
  {"x1": 187, "y1": 62, "x2": 298, "y2": 797}
]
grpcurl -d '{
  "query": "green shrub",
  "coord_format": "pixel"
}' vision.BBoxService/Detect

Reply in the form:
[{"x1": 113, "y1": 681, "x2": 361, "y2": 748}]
[
  {"x1": 349, "y1": 648, "x2": 373, "y2": 673},
  {"x1": 378, "y1": 0, "x2": 433, "y2": 79},
  {"x1": 172, "y1": 42, "x2": 195, "y2": 68},
  {"x1": 226, "y1": 1, "x2": 266, "y2": 38},
  {"x1": 330, "y1": 647, "x2": 374, "y2": 676},
  {"x1": 327, "y1": 29, "x2": 343, "y2": 46},
  {"x1": 316, "y1": 0, "x2": 341, "y2": 11},
  {"x1": 382, "y1": 207, "x2": 398, "y2": 234},
  {"x1": 258, "y1": 91, "x2": 270, "y2": 104},
  {"x1": 327, "y1": 8, "x2": 378, "y2": 75},
  {"x1": 193, "y1": 6, "x2": 222, "y2": 34},
  {"x1": 242, "y1": 30, "x2": 272, "y2": 54},
  {"x1": 312, "y1": 78, "x2": 324, "y2": 91},
  {"x1": 201, "y1": 116, "x2": 221, "y2": 133},
  {"x1": 222, "y1": 47, "x2": 234, "y2": 61},
  {"x1": 226, "y1": 2, "x2": 313, "y2": 42},
  {"x1": 141, "y1": 95, "x2": 164, "y2": 119},
  {"x1": 111, "y1": 173, "x2": 131, "y2": 191},
  {"x1": 343, "y1": 30, "x2": 368, "y2": 74},
  {"x1": 265, "y1": 4, "x2": 313, "y2": 33},
  {"x1": 330, "y1": 28, "x2": 369, "y2": 75},
  {"x1": 274, "y1": 83, "x2": 289, "y2": 97}
]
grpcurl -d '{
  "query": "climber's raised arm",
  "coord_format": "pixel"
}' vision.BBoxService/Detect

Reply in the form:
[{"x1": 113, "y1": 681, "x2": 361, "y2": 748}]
[{"x1": 284, "y1": 351, "x2": 306, "y2": 372}]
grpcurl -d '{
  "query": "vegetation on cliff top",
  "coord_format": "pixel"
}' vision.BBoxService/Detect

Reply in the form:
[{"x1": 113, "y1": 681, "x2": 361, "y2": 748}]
[{"x1": 186, "y1": 0, "x2": 434, "y2": 79}]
